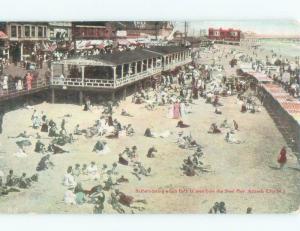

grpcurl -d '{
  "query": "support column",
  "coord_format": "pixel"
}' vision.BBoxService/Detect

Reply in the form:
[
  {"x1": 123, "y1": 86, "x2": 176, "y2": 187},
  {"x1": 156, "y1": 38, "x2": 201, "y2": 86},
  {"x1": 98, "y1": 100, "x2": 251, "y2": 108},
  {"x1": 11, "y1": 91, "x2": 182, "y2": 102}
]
[
  {"x1": 146, "y1": 59, "x2": 149, "y2": 72},
  {"x1": 128, "y1": 63, "x2": 131, "y2": 76},
  {"x1": 20, "y1": 42, "x2": 24, "y2": 62},
  {"x1": 50, "y1": 88, "x2": 55, "y2": 104},
  {"x1": 111, "y1": 91, "x2": 115, "y2": 101},
  {"x1": 135, "y1": 62, "x2": 137, "y2": 74},
  {"x1": 112, "y1": 66, "x2": 116, "y2": 88},
  {"x1": 79, "y1": 91, "x2": 83, "y2": 105},
  {"x1": 81, "y1": 66, "x2": 85, "y2": 85},
  {"x1": 123, "y1": 87, "x2": 127, "y2": 100},
  {"x1": 50, "y1": 64, "x2": 54, "y2": 84},
  {"x1": 121, "y1": 64, "x2": 124, "y2": 78}
]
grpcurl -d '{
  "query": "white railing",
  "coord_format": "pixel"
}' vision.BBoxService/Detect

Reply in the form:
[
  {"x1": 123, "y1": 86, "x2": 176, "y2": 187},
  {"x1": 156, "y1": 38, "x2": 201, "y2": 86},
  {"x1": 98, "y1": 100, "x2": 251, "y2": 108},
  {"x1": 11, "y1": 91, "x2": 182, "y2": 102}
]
[
  {"x1": 51, "y1": 67, "x2": 163, "y2": 89},
  {"x1": 0, "y1": 79, "x2": 49, "y2": 101},
  {"x1": 84, "y1": 79, "x2": 114, "y2": 88},
  {"x1": 115, "y1": 67, "x2": 162, "y2": 87},
  {"x1": 51, "y1": 77, "x2": 84, "y2": 87}
]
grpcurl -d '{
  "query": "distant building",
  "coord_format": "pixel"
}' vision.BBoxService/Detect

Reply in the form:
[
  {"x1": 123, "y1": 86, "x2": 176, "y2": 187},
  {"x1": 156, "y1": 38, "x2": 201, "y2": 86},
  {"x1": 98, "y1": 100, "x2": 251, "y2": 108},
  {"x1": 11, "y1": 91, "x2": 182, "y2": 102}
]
[
  {"x1": 114, "y1": 21, "x2": 174, "y2": 40},
  {"x1": 0, "y1": 23, "x2": 9, "y2": 59},
  {"x1": 71, "y1": 22, "x2": 116, "y2": 40},
  {"x1": 208, "y1": 28, "x2": 241, "y2": 42},
  {"x1": 5, "y1": 22, "x2": 50, "y2": 62},
  {"x1": 48, "y1": 22, "x2": 72, "y2": 41}
]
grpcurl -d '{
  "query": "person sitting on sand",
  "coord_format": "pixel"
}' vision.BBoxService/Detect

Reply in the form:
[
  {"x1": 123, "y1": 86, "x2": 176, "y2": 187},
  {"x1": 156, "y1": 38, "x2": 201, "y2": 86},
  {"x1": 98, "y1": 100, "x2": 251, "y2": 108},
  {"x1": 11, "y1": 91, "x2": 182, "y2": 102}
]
[
  {"x1": 126, "y1": 124, "x2": 135, "y2": 136},
  {"x1": 63, "y1": 166, "x2": 77, "y2": 187},
  {"x1": 47, "y1": 144, "x2": 69, "y2": 154},
  {"x1": 36, "y1": 154, "x2": 54, "y2": 171},
  {"x1": 34, "y1": 140, "x2": 46, "y2": 153},
  {"x1": 73, "y1": 124, "x2": 84, "y2": 135},
  {"x1": 118, "y1": 153, "x2": 129, "y2": 166},
  {"x1": 113, "y1": 119, "x2": 122, "y2": 131},
  {"x1": 176, "y1": 120, "x2": 190, "y2": 128},
  {"x1": 208, "y1": 123, "x2": 221, "y2": 134},
  {"x1": 73, "y1": 182, "x2": 88, "y2": 204},
  {"x1": 220, "y1": 119, "x2": 230, "y2": 128},
  {"x1": 121, "y1": 109, "x2": 133, "y2": 117},
  {"x1": 81, "y1": 164, "x2": 88, "y2": 175},
  {"x1": 215, "y1": 107, "x2": 222, "y2": 114},
  {"x1": 225, "y1": 132, "x2": 242, "y2": 144},
  {"x1": 93, "y1": 140, "x2": 107, "y2": 153},
  {"x1": 18, "y1": 173, "x2": 30, "y2": 189},
  {"x1": 147, "y1": 146, "x2": 157, "y2": 158},
  {"x1": 106, "y1": 129, "x2": 119, "y2": 139},
  {"x1": 72, "y1": 164, "x2": 81, "y2": 177},
  {"x1": 114, "y1": 189, "x2": 146, "y2": 209},
  {"x1": 48, "y1": 124, "x2": 59, "y2": 137},
  {"x1": 64, "y1": 189, "x2": 77, "y2": 205},
  {"x1": 87, "y1": 162, "x2": 100, "y2": 180},
  {"x1": 116, "y1": 175, "x2": 129, "y2": 183},
  {"x1": 5, "y1": 170, "x2": 16, "y2": 187},
  {"x1": 9, "y1": 131, "x2": 31, "y2": 139},
  {"x1": 144, "y1": 128, "x2": 154, "y2": 138},
  {"x1": 132, "y1": 162, "x2": 151, "y2": 180},
  {"x1": 241, "y1": 102, "x2": 247, "y2": 113},
  {"x1": 209, "y1": 202, "x2": 220, "y2": 214}
]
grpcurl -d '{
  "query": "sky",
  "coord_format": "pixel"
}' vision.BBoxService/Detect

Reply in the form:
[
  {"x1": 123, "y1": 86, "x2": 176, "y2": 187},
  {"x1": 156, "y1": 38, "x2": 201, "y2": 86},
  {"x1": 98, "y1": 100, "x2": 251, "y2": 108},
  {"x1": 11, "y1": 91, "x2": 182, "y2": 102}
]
[{"x1": 175, "y1": 20, "x2": 300, "y2": 37}]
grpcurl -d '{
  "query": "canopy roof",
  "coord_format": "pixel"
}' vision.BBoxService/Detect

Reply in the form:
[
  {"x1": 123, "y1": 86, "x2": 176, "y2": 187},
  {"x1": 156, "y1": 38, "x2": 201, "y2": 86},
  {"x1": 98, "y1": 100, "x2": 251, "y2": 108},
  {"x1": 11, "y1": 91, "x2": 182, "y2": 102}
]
[
  {"x1": 54, "y1": 46, "x2": 189, "y2": 66},
  {"x1": 145, "y1": 46, "x2": 188, "y2": 55}
]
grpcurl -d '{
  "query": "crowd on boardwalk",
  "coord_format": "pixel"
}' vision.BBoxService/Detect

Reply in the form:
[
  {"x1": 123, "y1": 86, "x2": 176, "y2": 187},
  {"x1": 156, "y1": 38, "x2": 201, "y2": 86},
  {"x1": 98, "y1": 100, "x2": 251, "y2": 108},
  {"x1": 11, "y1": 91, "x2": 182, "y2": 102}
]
[
  {"x1": 0, "y1": 43, "x2": 295, "y2": 214},
  {"x1": 0, "y1": 42, "x2": 147, "y2": 96}
]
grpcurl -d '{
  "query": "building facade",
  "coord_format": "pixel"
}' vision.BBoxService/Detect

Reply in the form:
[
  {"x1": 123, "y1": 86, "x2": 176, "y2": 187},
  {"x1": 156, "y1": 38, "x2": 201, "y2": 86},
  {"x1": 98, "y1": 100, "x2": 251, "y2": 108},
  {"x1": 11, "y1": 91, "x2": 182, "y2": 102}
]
[
  {"x1": 5, "y1": 22, "x2": 50, "y2": 62},
  {"x1": 208, "y1": 28, "x2": 241, "y2": 42},
  {"x1": 72, "y1": 22, "x2": 116, "y2": 40}
]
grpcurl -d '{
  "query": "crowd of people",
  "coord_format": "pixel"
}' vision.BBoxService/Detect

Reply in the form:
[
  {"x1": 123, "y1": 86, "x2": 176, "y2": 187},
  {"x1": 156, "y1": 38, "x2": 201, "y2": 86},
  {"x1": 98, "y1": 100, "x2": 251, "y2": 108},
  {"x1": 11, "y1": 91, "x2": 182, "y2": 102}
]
[{"x1": 0, "y1": 43, "x2": 295, "y2": 214}]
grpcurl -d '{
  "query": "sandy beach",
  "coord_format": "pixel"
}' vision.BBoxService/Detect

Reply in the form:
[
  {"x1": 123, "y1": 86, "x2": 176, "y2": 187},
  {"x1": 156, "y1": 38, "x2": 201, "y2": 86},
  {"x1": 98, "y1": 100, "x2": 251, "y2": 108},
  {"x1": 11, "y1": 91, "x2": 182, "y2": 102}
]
[{"x1": 0, "y1": 43, "x2": 299, "y2": 214}]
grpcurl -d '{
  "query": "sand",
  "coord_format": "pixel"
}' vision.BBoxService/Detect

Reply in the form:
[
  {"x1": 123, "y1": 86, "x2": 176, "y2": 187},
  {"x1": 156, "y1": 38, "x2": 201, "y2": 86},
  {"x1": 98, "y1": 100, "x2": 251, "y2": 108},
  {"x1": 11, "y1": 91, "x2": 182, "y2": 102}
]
[{"x1": 0, "y1": 44, "x2": 299, "y2": 214}]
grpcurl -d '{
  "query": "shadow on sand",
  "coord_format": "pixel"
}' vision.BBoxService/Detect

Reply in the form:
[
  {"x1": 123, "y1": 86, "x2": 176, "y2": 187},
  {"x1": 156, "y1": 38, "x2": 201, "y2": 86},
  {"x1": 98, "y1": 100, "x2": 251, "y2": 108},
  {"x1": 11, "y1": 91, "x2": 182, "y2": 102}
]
[{"x1": 268, "y1": 165, "x2": 281, "y2": 170}]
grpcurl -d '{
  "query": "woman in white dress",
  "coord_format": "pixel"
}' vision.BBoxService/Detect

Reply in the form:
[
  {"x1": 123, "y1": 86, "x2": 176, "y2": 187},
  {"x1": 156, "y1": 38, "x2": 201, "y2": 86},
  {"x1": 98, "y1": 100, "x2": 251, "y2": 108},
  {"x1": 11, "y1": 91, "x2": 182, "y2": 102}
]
[
  {"x1": 87, "y1": 162, "x2": 100, "y2": 180},
  {"x1": 16, "y1": 79, "x2": 23, "y2": 91},
  {"x1": 63, "y1": 167, "x2": 77, "y2": 187},
  {"x1": 64, "y1": 189, "x2": 76, "y2": 205},
  {"x1": 2, "y1": 76, "x2": 8, "y2": 91}
]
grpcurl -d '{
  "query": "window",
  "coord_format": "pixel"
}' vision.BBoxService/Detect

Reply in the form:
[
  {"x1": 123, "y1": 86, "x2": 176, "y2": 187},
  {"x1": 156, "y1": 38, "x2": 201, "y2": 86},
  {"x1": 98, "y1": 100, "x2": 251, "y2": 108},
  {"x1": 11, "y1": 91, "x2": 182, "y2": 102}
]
[
  {"x1": 43, "y1": 27, "x2": 47, "y2": 37},
  {"x1": 11, "y1": 25, "x2": 17, "y2": 37},
  {"x1": 38, "y1": 26, "x2": 43, "y2": 37},
  {"x1": 31, "y1": 26, "x2": 35, "y2": 37},
  {"x1": 18, "y1": 26, "x2": 22, "y2": 38},
  {"x1": 24, "y1": 26, "x2": 30, "y2": 37},
  {"x1": 214, "y1": 31, "x2": 220, "y2": 36}
]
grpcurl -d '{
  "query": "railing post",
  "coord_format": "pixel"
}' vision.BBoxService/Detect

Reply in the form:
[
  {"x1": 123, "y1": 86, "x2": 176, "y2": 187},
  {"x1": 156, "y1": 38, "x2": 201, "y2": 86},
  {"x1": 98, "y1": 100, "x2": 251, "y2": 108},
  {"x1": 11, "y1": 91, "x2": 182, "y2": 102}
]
[
  {"x1": 51, "y1": 64, "x2": 54, "y2": 85},
  {"x1": 81, "y1": 66, "x2": 85, "y2": 86},
  {"x1": 112, "y1": 66, "x2": 116, "y2": 88}
]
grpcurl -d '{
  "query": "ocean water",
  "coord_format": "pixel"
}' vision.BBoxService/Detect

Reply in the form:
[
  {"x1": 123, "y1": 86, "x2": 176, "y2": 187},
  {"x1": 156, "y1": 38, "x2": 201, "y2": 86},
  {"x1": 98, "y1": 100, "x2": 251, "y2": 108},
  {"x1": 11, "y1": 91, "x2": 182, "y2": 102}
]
[
  {"x1": 184, "y1": 20, "x2": 300, "y2": 57},
  {"x1": 188, "y1": 19, "x2": 300, "y2": 37},
  {"x1": 259, "y1": 40, "x2": 300, "y2": 58}
]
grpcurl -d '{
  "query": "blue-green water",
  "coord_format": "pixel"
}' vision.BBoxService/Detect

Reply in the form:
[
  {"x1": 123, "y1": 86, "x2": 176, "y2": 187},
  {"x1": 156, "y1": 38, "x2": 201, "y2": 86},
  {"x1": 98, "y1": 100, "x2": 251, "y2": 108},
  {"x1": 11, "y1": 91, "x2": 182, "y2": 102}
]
[
  {"x1": 188, "y1": 19, "x2": 300, "y2": 37},
  {"x1": 184, "y1": 20, "x2": 300, "y2": 57},
  {"x1": 259, "y1": 39, "x2": 300, "y2": 57}
]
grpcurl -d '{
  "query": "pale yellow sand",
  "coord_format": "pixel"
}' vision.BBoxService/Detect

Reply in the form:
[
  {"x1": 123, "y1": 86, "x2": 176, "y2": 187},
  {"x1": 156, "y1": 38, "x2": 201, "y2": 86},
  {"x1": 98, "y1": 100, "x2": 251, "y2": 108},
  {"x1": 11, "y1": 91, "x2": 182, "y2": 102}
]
[{"x1": 0, "y1": 44, "x2": 299, "y2": 214}]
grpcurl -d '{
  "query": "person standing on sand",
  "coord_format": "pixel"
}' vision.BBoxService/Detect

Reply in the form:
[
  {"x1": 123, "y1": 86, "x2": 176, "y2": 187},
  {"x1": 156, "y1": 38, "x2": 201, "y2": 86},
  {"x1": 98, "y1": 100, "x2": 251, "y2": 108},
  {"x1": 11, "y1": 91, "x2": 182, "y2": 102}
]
[{"x1": 278, "y1": 146, "x2": 287, "y2": 169}]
